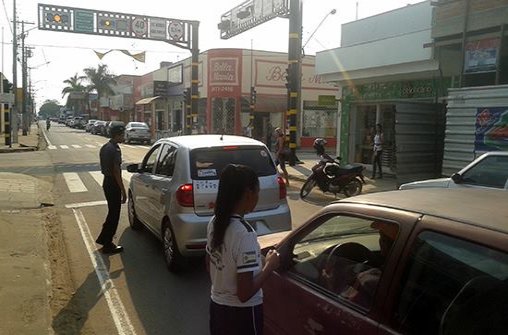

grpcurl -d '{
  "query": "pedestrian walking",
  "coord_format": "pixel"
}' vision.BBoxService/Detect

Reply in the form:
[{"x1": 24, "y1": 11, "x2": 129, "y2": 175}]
[
  {"x1": 206, "y1": 164, "x2": 280, "y2": 335},
  {"x1": 372, "y1": 123, "x2": 384, "y2": 179},
  {"x1": 274, "y1": 127, "x2": 289, "y2": 186},
  {"x1": 96, "y1": 123, "x2": 126, "y2": 254},
  {"x1": 266, "y1": 121, "x2": 273, "y2": 151}
]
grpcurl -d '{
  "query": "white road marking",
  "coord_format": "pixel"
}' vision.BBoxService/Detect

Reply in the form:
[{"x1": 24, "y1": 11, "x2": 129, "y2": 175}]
[
  {"x1": 65, "y1": 200, "x2": 107, "y2": 209},
  {"x1": 85, "y1": 144, "x2": 96, "y2": 148},
  {"x1": 60, "y1": 145, "x2": 69, "y2": 149},
  {"x1": 42, "y1": 127, "x2": 53, "y2": 146},
  {"x1": 123, "y1": 145, "x2": 136, "y2": 148},
  {"x1": 89, "y1": 171, "x2": 103, "y2": 186},
  {"x1": 72, "y1": 209, "x2": 137, "y2": 335},
  {"x1": 63, "y1": 172, "x2": 87, "y2": 193},
  {"x1": 48, "y1": 145, "x2": 57, "y2": 150},
  {"x1": 72, "y1": 145, "x2": 82, "y2": 148}
]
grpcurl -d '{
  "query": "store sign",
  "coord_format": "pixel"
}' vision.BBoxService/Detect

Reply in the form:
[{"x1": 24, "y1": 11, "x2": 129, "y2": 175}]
[
  {"x1": 475, "y1": 107, "x2": 508, "y2": 151},
  {"x1": 343, "y1": 79, "x2": 451, "y2": 101},
  {"x1": 209, "y1": 57, "x2": 239, "y2": 95},
  {"x1": 318, "y1": 95, "x2": 336, "y2": 106},
  {"x1": 153, "y1": 81, "x2": 169, "y2": 97},
  {"x1": 464, "y1": 38, "x2": 500, "y2": 74}
]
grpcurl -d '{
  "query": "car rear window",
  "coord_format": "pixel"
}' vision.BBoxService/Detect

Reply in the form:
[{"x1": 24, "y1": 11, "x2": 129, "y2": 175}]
[{"x1": 190, "y1": 146, "x2": 276, "y2": 180}]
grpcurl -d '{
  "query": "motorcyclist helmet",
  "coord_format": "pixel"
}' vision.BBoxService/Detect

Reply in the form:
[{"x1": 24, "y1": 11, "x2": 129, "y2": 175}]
[{"x1": 313, "y1": 138, "x2": 327, "y2": 155}]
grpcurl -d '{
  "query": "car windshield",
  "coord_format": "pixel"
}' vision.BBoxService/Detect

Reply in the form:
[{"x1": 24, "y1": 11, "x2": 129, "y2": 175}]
[{"x1": 190, "y1": 146, "x2": 276, "y2": 180}]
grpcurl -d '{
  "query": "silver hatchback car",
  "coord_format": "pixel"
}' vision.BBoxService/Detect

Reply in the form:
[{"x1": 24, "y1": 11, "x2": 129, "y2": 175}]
[{"x1": 127, "y1": 134, "x2": 292, "y2": 271}]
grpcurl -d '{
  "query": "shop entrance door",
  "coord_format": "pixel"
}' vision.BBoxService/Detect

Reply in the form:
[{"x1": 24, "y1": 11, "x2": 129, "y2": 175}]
[{"x1": 394, "y1": 102, "x2": 445, "y2": 185}]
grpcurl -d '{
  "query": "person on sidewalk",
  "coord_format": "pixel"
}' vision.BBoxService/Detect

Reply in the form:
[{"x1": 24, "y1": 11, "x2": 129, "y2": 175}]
[
  {"x1": 96, "y1": 124, "x2": 126, "y2": 254},
  {"x1": 274, "y1": 127, "x2": 289, "y2": 186},
  {"x1": 371, "y1": 123, "x2": 384, "y2": 179}
]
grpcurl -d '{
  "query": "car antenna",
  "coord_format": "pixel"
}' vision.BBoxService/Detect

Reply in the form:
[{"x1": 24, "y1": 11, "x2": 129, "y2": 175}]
[{"x1": 220, "y1": 132, "x2": 224, "y2": 141}]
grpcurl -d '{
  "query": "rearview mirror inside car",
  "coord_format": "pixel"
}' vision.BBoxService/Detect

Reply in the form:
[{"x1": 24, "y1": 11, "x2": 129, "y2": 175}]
[{"x1": 451, "y1": 173, "x2": 463, "y2": 184}]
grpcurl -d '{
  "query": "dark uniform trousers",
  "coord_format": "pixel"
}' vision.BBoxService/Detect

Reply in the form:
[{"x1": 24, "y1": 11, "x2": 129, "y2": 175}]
[{"x1": 96, "y1": 176, "x2": 121, "y2": 245}]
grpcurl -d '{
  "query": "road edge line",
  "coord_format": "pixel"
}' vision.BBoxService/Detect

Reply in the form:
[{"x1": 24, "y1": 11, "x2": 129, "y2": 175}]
[{"x1": 72, "y1": 208, "x2": 137, "y2": 335}]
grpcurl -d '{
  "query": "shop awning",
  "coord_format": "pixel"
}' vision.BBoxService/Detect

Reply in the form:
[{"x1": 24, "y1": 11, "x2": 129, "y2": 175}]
[
  {"x1": 135, "y1": 96, "x2": 161, "y2": 105},
  {"x1": 255, "y1": 95, "x2": 287, "y2": 113}
]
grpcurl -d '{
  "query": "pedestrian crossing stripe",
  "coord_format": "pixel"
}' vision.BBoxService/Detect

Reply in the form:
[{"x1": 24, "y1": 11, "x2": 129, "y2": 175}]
[
  {"x1": 71, "y1": 145, "x2": 81, "y2": 148},
  {"x1": 47, "y1": 144, "x2": 150, "y2": 150},
  {"x1": 48, "y1": 145, "x2": 57, "y2": 150},
  {"x1": 63, "y1": 171, "x2": 133, "y2": 193},
  {"x1": 60, "y1": 145, "x2": 69, "y2": 149}
]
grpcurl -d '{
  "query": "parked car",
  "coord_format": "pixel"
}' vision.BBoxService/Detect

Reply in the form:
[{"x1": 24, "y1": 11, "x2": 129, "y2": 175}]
[
  {"x1": 124, "y1": 122, "x2": 151, "y2": 144},
  {"x1": 72, "y1": 117, "x2": 86, "y2": 129},
  {"x1": 126, "y1": 135, "x2": 292, "y2": 271},
  {"x1": 91, "y1": 120, "x2": 107, "y2": 135},
  {"x1": 65, "y1": 116, "x2": 74, "y2": 126},
  {"x1": 85, "y1": 119, "x2": 97, "y2": 132},
  {"x1": 105, "y1": 121, "x2": 124, "y2": 137},
  {"x1": 260, "y1": 188, "x2": 508, "y2": 335},
  {"x1": 399, "y1": 151, "x2": 508, "y2": 191}
]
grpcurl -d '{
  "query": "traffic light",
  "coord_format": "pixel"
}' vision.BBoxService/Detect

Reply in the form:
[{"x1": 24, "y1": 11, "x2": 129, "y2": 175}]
[{"x1": 250, "y1": 86, "x2": 256, "y2": 105}]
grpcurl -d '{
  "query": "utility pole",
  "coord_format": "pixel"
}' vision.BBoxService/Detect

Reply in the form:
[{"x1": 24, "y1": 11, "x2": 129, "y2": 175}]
[
  {"x1": 12, "y1": 0, "x2": 18, "y2": 143},
  {"x1": 20, "y1": 21, "x2": 34, "y2": 136}
]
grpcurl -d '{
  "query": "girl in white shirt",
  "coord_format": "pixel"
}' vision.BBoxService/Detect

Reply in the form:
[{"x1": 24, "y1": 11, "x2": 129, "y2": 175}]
[{"x1": 206, "y1": 164, "x2": 280, "y2": 335}]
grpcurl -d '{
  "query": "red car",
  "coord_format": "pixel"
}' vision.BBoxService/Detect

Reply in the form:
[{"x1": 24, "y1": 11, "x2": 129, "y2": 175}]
[{"x1": 260, "y1": 188, "x2": 508, "y2": 335}]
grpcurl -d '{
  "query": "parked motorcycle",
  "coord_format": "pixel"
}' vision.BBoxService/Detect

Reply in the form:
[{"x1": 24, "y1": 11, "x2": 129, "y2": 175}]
[{"x1": 300, "y1": 138, "x2": 366, "y2": 199}]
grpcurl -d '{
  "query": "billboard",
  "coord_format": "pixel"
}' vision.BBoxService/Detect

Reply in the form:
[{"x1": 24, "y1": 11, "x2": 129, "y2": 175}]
[{"x1": 475, "y1": 107, "x2": 508, "y2": 151}]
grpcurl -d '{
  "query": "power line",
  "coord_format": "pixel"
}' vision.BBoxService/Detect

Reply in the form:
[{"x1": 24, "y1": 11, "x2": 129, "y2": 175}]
[{"x1": 1, "y1": 0, "x2": 12, "y2": 34}]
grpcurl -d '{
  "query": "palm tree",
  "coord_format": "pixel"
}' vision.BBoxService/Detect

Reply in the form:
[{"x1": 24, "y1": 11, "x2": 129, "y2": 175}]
[
  {"x1": 61, "y1": 73, "x2": 86, "y2": 116},
  {"x1": 83, "y1": 64, "x2": 117, "y2": 120}
]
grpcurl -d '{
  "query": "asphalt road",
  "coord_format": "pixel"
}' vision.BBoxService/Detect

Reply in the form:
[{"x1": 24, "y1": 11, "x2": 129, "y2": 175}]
[{"x1": 38, "y1": 122, "x2": 327, "y2": 335}]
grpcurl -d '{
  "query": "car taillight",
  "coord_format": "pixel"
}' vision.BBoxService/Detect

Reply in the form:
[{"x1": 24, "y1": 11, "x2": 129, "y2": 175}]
[
  {"x1": 176, "y1": 184, "x2": 194, "y2": 207},
  {"x1": 277, "y1": 176, "x2": 287, "y2": 199}
]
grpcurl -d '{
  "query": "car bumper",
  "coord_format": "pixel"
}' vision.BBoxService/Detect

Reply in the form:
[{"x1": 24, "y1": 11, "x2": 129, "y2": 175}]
[{"x1": 170, "y1": 204, "x2": 291, "y2": 257}]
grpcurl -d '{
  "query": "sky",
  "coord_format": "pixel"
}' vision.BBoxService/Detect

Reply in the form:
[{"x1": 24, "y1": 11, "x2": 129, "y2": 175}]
[{"x1": 0, "y1": 0, "x2": 423, "y2": 109}]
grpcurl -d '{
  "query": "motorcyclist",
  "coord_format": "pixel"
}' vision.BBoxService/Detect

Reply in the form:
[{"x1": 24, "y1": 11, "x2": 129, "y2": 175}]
[{"x1": 46, "y1": 118, "x2": 51, "y2": 131}]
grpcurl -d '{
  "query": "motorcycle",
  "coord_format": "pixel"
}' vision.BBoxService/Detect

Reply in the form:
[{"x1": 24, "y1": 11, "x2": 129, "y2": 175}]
[{"x1": 300, "y1": 152, "x2": 366, "y2": 199}]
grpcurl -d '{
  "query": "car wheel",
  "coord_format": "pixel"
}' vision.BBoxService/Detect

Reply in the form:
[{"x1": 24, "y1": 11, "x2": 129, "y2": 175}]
[
  {"x1": 343, "y1": 178, "x2": 363, "y2": 197},
  {"x1": 128, "y1": 192, "x2": 142, "y2": 230},
  {"x1": 162, "y1": 220, "x2": 182, "y2": 272},
  {"x1": 300, "y1": 177, "x2": 317, "y2": 199}
]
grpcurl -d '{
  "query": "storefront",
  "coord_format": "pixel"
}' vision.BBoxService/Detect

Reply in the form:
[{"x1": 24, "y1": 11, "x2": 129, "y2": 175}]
[{"x1": 340, "y1": 78, "x2": 449, "y2": 184}]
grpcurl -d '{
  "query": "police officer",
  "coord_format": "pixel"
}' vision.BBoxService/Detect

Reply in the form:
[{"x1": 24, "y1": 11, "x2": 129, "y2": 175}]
[{"x1": 96, "y1": 123, "x2": 126, "y2": 254}]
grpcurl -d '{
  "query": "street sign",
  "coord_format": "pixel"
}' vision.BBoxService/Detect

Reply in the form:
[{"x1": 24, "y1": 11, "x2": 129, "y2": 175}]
[
  {"x1": 168, "y1": 20, "x2": 184, "y2": 41},
  {"x1": 74, "y1": 10, "x2": 94, "y2": 33},
  {"x1": 149, "y1": 17, "x2": 166, "y2": 39},
  {"x1": 132, "y1": 17, "x2": 147, "y2": 36},
  {"x1": 0, "y1": 93, "x2": 14, "y2": 104},
  {"x1": 38, "y1": 4, "x2": 194, "y2": 49}
]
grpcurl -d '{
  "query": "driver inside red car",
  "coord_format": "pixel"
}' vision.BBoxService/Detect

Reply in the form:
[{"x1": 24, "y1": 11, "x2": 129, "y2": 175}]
[{"x1": 321, "y1": 221, "x2": 398, "y2": 308}]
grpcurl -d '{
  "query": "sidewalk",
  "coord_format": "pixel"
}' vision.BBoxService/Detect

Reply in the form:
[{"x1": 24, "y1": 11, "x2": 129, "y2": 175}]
[
  {"x1": 285, "y1": 151, "x2": 398, "y2": 194},
  {"x1": 0, "y1": 124, "x2": 54, "y2": 334},
  {"x1": 0, "y1": 123, "x2": 41, "y2": 153}
]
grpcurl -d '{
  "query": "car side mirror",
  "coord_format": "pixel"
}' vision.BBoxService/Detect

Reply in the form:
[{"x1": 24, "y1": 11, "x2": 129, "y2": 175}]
[
  {"x1": 451, "y1": 173, "x2": 463, "y2": 184},
  {"x1": 127, "y1": 163, "x2": 140, "y2": 173}
]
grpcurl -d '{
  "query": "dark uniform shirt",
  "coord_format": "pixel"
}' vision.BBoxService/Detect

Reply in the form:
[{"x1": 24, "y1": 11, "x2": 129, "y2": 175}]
[{"x1": 100, "y1": 140, "x2": 122, "y2": 176}]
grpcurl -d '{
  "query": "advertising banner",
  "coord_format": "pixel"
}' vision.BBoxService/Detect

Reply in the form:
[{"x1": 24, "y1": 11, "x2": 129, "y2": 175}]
[
  {"x1": 475, "y1": 107, "x2": 508, "y2": 151},
  {"x1": 464, "y1": 38, "x2": 500, "y2": 74}
]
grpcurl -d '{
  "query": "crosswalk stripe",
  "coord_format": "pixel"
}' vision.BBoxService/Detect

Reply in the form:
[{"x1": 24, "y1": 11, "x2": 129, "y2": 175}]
[
  {"x1": 48, "y1": 145, "x2": 57, "y2": 150},
  {"x1": 88, "y1": 170, "x2": 133, "y2": 188},
  {"x1": 85, "y1": 144, "x2": 96, "y2": 148},
  {"x1": 60, "y1": 145, "x2": 69, "y2": 149},
  {"x1": 63, "y1": 172, "x2": 87, "y2": 193},
  {"x1": 88, "y1": 171, "x2": 103, "y2": 186},
  {"x1": 71, "y1": 145, "x2": 82, "y2": 148},
  {"x1": 123, "y1": 145, "x2": 136, "y2": 148}
]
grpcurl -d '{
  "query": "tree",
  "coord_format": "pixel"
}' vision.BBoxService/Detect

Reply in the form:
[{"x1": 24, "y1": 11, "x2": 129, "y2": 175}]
[
  {"x1": 61, "y1": 73, "x2": 86, "y2": 116},
  {"x1": 39, "y1": 99, "x2": 61, "y2": 119},
  {"x1": 83, "y1": 64, "x2": 117, "y2": 119}
]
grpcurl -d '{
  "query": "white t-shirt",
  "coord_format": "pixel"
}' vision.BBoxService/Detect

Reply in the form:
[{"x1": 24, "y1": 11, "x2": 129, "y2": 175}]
[{"x1": 206, "y1": 215, "x2": 263, "y2": 307}]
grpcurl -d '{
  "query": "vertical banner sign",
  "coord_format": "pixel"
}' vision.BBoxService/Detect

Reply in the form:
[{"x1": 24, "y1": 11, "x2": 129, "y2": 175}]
[
  {"x1": 475, "y1": 107, "x2": 508, "y2": 151},
  {"x1": 74, "y1": 10, "x2": 94, "y2": 33}
]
